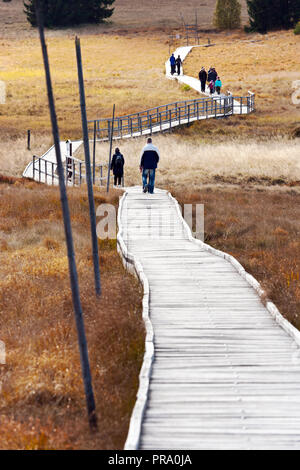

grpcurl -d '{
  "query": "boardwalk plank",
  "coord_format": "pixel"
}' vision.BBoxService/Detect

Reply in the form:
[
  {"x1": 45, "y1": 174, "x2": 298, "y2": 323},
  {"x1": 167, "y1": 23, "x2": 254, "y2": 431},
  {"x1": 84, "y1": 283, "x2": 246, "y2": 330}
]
[{"x1": 120, "y1": 187, "x2": 300, "y2": 450}]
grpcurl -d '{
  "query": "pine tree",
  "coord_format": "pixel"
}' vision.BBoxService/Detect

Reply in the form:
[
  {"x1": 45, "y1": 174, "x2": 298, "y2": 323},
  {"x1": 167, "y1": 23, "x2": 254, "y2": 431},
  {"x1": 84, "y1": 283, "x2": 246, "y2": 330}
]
[
  {"x1": 214, "y1": 0, "x2": 241, "y2": 30},
  {"x1": 24, "y1": 0, "x2": 115, "y2": 27},
  {"x1": 246, "y1": 0, "x2": 300, "y2": 33}
]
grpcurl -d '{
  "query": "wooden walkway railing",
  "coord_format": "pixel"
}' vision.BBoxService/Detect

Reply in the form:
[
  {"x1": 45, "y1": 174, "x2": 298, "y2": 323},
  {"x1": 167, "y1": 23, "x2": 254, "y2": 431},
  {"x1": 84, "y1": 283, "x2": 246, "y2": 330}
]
[
  {"x1": 88, "y1": 93, "x2": 255, "y2": 141},
  {"x1": 32, "y1": 154, "x2": 108, "y2": 187}
]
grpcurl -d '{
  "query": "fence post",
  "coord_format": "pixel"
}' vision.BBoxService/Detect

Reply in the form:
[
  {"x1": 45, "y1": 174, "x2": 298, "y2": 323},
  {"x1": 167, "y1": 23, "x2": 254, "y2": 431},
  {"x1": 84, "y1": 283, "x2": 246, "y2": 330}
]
[
  {"x1": 75, "y1": 36, "x2": 102, "y2": 299},
  {"x1": 197, "y1": 101, "x2": 199, "y2": 120},
  {"x1": 27, "y1": 129, "x2": 31, "y2": 150},
  {"x1": 45, "y1": 159, "x2": 47, "y2": 185},
  {"x1": 93, "y1": 120, "x2": 96, "y2": 184},
  {"x1": 72, "y1": 160, "x2": 75, "y2": 186},
  {"x1": 108, "y1": 120, "x2": 111, "y2": 142},
  {"x1": 107, "y1": 104, "x2": 116, "y2": 193},
  {"x1": 79, "y1": 162, "x2": 82, "y2": 186},
  {"x1": 33, "y1": 155, "x2": 36, "y2": 181},
  {"x1": 188, "y1": 104, "x2": 190, "y2": 123},
  {"x1": 36, "y1": 5, "x2": 97, "y2": 432},
  {"x1": 97, "y1": 120, "x2": 100, "y2": 139},
  {"x1": 52, "y1": 162, "x2": 54, "y2": 185},
  {"x1": 169, "y1": 109, "x2": 172, "y2": 130},
  {"x1": 150, "y1": 115, "x2": 152, "y2": 135},
  {"x1": 38, "y1": 157, "x2": 41, "y2": 183}
]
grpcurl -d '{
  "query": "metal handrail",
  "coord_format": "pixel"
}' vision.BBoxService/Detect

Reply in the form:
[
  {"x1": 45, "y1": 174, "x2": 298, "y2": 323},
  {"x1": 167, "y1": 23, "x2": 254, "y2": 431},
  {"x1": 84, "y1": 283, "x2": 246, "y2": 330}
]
[
  {"x1": 89, "y1": 93, "x2": 255, "y2": 140},
  {"x1": 32, "y1": 155, "x2": 108, "y2": 187}
]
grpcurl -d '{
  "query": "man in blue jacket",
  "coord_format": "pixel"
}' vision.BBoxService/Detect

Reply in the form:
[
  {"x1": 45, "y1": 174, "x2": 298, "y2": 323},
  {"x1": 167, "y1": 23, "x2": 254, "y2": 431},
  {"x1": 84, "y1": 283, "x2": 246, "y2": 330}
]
[
  {"x1": 170, "y1": 53, "x2": 176, "y2": 75},
  {"x1": 140, "y1": 138, "x2": 160, "y2": 194}
]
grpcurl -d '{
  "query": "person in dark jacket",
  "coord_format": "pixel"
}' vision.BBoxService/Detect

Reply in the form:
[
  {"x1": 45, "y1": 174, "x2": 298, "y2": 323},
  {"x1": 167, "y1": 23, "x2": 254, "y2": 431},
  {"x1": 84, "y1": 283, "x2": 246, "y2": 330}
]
[
  {"x1": 199, "y1": 67, "x2": 207, "y2": 93},
  {"x1": 176, "y1": 55, "x2": 182, "y2": 75},
  {"x1": 111, "y1": 148, "x2": 124, "y2": 187},
  {"x1": 211, "y1": 68, "x2": 218, "y2": 82},
  {"x1": 140, "y1": 138, "x2": 160, "y2": 194},
  {"x1": 170, "y1": 53, "x2": 176, "y2": 75},
  {"x1": 207, "y1": 67, "x2": 214, "y2": 83}
]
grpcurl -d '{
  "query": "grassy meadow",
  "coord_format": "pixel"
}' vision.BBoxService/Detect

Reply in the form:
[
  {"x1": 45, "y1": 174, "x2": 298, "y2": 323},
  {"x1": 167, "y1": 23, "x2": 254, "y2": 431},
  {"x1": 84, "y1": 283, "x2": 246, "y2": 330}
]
[
  {"x1": 184, "y1": 30, "x2": 300, "y2": 137},
  {"x1": 0, "y1": 177, "x2": 144, "y2": 449}
]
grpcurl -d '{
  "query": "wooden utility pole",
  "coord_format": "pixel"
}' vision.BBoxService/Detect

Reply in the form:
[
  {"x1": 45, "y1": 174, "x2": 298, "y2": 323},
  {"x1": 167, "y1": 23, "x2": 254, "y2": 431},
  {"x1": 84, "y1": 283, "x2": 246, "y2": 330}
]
[
  {"x1": 75, "y1": 36, "x2": 101, "y2": 298},
  {"x1": 35, "y1": 1, "x2": 97, "y2": 431},
  {"x1": 92, "y1": 120, "x2": 96, "y2": 184},
  {"x1": 106, "y1": 104, "x2": 115, "y2": 193}
]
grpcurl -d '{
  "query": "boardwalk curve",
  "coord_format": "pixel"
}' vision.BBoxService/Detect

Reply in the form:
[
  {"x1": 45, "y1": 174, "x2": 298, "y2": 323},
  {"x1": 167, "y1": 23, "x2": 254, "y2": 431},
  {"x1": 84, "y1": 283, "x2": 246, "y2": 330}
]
[{"x1": 119, "y1": 187, "x2": 300, "y2": 450}]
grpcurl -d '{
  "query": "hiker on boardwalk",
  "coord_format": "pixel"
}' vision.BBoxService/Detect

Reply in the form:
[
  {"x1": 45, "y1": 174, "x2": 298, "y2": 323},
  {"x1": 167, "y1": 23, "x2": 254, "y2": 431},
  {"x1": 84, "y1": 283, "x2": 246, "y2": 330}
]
[
  {"x1": 176, "y1": 55, "x2": 182, "y2": 75},
  {"x1": 208, "y1": 67, "x2": 217, "y2": 82},
  {"x1": 170, "y1": 53, "x2": 176, "y2": 75},
  {"x1": 199, "y1": 67, "x2": 207, "y2": 93},
  {"x1": 208, "y1": 80, "x2": 215, "y2": 95},
  {"x1": 215, "y1": 76, "x2": 222, "y2": 95},
  {"x1": 140, "y1": 138, "x2": 160, "y2": 194},
  {"x1": 111, "y1": 147, "x2": 125, "y2": 187}
]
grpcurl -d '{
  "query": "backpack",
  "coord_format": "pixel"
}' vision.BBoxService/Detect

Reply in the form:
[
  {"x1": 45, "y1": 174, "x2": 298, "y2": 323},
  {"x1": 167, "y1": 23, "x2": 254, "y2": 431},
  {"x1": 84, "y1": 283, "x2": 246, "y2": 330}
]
[{"x1": 115, "y1": 154, "x2": 123, "y2": 169}]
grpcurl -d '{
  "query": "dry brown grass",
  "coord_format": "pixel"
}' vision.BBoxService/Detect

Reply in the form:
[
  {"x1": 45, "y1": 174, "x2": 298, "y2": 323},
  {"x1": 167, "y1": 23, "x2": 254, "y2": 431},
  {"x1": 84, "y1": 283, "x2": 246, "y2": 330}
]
[
  {"x1": 0, "y1": 31, "x2": 199, "y2": 138},
  {"x1": 0, "y1": 177, "x2": 144, "y2": 449},
  {"x1": 184, "y1": 30, "x2": 300, "y2": 136},
  {"x1": 83, "y1": 134, "x2": 300, "y2": 190},
  {"x1": 174, "y1": 186, "x2": 300, "y2": 330}
]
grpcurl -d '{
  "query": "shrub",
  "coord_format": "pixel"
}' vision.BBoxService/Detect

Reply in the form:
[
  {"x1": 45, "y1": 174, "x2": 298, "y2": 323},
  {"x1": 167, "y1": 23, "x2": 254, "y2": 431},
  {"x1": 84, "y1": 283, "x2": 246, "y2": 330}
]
[
  {"x1": 214, "y1": 0, "x2": 241, "y2": 30},
  {"x1": 294, "y1": 21, "x2": 300, "y2": 34}
]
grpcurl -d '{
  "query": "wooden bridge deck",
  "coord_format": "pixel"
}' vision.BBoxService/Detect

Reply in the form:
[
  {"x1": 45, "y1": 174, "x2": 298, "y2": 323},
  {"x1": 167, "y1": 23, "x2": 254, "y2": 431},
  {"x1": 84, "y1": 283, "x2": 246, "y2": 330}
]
[{"x1": 120, "y1": 187, "x2": 300, "y2": 450}]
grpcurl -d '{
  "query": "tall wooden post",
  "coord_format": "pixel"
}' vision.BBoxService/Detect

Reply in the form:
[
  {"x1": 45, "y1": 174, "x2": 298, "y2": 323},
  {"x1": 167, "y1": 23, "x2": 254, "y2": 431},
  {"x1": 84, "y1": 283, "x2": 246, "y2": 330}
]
[
  {"x1": 93, "y1": 120, "x2": 96, "y2": 184},
  {"x1": 75, "y1": 36, "x2": 101, "y2": 298},
  {"x1": 27, "y1": 130, "x2": 31, "y2": 150},
  {"x1": 106, "y1": 104, "x2": 115, "y2": 193},
  {"x1": 35, "y1": 2, "x2": 97, "y2": 431}
]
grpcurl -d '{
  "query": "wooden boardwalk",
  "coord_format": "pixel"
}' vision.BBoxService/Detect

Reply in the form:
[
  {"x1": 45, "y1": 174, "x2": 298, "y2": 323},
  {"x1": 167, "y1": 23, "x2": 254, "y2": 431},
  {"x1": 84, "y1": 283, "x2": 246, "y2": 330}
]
[{"x1": 119, "y1": 187, "x2": 300, "y2": 450}]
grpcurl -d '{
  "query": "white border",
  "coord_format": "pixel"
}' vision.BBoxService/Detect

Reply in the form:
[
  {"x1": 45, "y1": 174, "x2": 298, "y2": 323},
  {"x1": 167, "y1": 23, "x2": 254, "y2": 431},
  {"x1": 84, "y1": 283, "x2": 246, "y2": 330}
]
[{"x1": 117, "y1": 192, "x2": 155, "y2": 451}]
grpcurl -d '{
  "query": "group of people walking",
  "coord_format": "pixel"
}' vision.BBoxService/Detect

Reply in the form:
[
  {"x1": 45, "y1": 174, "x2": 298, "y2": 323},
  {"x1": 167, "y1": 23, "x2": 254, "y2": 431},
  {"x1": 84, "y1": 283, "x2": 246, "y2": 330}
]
[
  {"x1": 169, "y1": 52, "x2": 223, "y2": 95},
  {"x1": 199, "y1": 66, "x2": 222, "y2": 95},
  {"x1": 170, "y1": 53, "x2": 182, "y2": 76},
  {"x1": 110, "y1": 138, "x2": 160, "y2": 194}
]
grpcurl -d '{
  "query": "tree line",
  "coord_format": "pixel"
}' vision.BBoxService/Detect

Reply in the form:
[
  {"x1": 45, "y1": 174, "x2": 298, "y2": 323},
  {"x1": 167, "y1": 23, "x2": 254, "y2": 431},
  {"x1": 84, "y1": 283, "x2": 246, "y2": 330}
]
[
  {"x1": 23, "y1": 0, "x2": 300, "y2": 33},
  {"x1": 24, "y1": 0, "x2": 115, "y2": 27}
]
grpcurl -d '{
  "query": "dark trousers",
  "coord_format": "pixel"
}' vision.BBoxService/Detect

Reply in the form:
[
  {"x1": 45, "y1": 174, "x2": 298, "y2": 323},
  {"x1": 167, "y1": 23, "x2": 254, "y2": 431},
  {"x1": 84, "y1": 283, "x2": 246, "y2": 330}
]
[
  {"x1": 114, "y1": 175, "x2": 122, "y2": 186},
  {"x1": 171, "y1": 64, "x2": 176, "y2": 75},
  {"x1": 177, "y1": 65, "x2": 181, "y2": 75},
  {"x1": 200, "y1": 80, "x2": 206, "y2": 93},
  {"x1": 216, "y1": 86, "x2": 221, "y2": 95}
]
